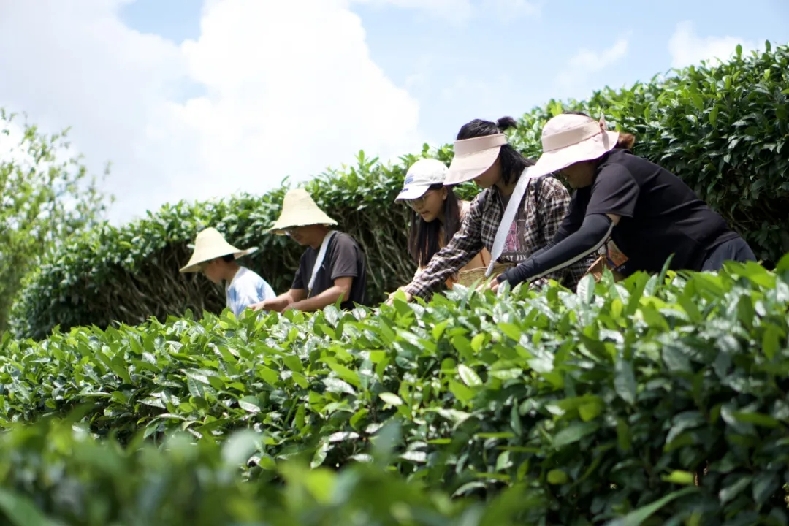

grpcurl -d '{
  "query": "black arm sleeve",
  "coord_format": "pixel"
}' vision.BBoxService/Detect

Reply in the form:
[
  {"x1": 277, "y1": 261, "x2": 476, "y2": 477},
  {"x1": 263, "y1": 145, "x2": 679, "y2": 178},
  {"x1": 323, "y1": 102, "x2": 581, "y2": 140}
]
[{"x1": 499, "y1": 213, "x2": 614, "y2": 286}]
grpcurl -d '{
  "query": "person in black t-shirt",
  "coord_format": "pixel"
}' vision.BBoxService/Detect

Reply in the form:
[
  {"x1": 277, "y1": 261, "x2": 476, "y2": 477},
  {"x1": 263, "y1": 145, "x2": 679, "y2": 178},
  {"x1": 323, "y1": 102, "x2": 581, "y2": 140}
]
[
  {"x1": 250, "y1": 188, "x2": 367, "y2": 312},
  {"x1": 492, "y1": 112, "x2": 756, "y2": 290}
]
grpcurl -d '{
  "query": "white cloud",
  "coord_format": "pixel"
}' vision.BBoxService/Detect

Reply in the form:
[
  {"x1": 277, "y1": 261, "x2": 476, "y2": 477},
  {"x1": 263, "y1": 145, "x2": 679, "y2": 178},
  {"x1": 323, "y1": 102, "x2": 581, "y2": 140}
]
[
  {"x1": 350, "y1": 0, "x2": 539, "y2": 24},
  {"x1": 479, "y1": 0, "x2": 542, "y2": 20},
  {"x1": 668, "y1": 21, "x2": 760, "y2": 69},
  {"x1": 555, "y1": 35, "x2": 630, "y2": 92},
  {"x1": 351, "y1": 0, "x2": 473, "y2": 24},
  {"x1": 0, "y1": 0, "x2": 423, "y2": 224}
]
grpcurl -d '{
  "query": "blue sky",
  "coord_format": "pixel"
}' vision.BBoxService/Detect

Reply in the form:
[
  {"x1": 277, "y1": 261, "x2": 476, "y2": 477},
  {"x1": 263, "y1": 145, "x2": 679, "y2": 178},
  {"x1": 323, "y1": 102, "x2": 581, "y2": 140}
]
[{"x1": 1, "y1": 0, "x2": 787, "y2": 223}]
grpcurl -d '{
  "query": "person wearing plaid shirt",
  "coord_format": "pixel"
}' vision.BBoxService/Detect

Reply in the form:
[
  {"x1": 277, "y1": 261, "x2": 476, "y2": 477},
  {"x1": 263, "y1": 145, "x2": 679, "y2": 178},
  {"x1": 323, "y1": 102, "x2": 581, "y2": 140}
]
[{"x1": 400, "y1": 116, "x2": 592, "y2": 301}]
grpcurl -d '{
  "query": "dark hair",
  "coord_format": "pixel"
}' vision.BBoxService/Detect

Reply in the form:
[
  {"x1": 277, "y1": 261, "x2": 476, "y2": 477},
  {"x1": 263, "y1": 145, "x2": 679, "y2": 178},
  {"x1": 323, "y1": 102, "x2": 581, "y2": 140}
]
[
  {"x1": 562, "y1": 111, "x2": 636, "y2": 150},
  {"x1": 455, "y1": 116, "x2": 535, "y2": 185},
  {"x1": 407, "y1": 184, "x2": 462, "y2": 267},
  {"x1": 221, "y1": 254, "x2": 236, "y2": 263}
]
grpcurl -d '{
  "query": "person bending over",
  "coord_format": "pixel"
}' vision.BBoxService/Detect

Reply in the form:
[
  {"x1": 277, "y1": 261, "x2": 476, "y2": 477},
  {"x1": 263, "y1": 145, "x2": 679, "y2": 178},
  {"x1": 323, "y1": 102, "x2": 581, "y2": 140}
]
[
  {"x1": 251, "y1": 188, "x2": 367, "y2": 313},
  {"x1": 492, "y1": 112, "x2": 756, "y2": 292},
  {"x1": 180, "y1": 227, "x2": 276, "y2": 317},
  {"x1": 395, "y1": 158, "x2": 491, "y2": 288},
  {"x1": 397, "y1": 116, "x2": 591, "y2": 302}
]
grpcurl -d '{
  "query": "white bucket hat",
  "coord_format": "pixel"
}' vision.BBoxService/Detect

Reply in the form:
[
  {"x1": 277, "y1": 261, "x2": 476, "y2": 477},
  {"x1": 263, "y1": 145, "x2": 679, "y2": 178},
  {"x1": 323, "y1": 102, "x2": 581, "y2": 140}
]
[
  {"x1": 529, "y1": 113, "x2": 620, "y2": 178},
  {"x1": 268, "y1": 188, "x2": 338, "y2": 235},
  {"x1": 180, "y1": 227, "x2": 256, "y2": 273},
  {"x1": 445, "y1": 133, "x2": 508, "y2": 186},
  {"x1": 395, "y1": 158, "x2": 448, "y2": 201}
]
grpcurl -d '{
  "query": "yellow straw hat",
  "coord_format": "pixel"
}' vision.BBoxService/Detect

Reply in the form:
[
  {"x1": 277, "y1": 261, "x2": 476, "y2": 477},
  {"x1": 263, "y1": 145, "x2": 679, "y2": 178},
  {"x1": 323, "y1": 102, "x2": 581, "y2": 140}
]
[
  {"x1": 268, "y1": 188, "x2": 338, "y2": 235},
  {"x1": 179, "y1": 227, "x2": 256, "y2": 273}
]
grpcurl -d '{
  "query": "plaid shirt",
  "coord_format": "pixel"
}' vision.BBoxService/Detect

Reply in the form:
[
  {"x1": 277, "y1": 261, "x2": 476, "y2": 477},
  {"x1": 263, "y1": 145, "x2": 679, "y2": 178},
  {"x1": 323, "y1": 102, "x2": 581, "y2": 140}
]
[{"x1": 403, "y1": 177, "x2": 593, "y2": 299}]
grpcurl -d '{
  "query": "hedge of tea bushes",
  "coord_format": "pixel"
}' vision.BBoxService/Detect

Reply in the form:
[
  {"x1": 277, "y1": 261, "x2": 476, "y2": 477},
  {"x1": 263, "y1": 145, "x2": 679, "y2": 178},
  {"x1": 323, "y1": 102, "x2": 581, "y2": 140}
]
[
  {"x1": 3, "y1": 256, "x2": 789, "y2": 524},
  {"x1": 9, "y1": 41, "x2": 789, "y2": 340},
  {"x1": 0, "y1": 418, "x2": 492, "y2": 526}
]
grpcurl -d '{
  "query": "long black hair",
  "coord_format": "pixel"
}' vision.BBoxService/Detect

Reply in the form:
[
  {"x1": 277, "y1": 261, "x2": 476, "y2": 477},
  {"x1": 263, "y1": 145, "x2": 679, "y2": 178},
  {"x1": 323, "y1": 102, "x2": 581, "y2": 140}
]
[
  {"x1": 407, "y1": 183, "x2": 462, "y2": 267},
  {"x1": 456, "y1": 116, "x2": 535, "y2": 186}
]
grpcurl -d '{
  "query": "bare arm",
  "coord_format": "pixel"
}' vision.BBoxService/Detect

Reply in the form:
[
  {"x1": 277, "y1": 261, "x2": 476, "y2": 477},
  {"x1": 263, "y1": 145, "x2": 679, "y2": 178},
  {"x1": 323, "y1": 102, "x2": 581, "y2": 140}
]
[
  {"x1": 251, "y1": 288, "x2": 306, "y2": 312},
  {"x1": 288, "y1": 277, "x2": 353, "y2": 312},
  {"x1": 283, "y1": 289, "x2": 307, "y2": 303}
]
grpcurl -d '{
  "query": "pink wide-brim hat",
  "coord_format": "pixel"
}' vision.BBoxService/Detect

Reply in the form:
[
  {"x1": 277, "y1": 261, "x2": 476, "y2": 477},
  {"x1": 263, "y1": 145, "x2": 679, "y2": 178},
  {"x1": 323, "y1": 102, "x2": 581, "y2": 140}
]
[
  {"x1": 528, "y1": 113, "x2": 620, "y2": 177},
  {"x1": 444, "y1": 113, "x2": 619, "y2": 184},
  {"x1": 445, "y1": 133, "x2": 507, "y2": 186}
]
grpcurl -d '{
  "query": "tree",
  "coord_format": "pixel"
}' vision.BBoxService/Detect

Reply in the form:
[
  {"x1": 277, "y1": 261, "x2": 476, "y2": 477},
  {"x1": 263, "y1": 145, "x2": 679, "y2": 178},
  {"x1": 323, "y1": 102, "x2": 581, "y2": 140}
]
[{"x1": 0, "y1": 108, "x2": 112, "y2": 333}]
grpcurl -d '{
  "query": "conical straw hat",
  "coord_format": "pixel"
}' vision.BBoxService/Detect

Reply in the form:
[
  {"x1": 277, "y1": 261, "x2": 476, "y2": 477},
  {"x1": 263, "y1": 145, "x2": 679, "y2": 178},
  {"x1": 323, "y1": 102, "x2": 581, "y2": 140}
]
[
  {"x1": 268, "y1": 188, "x2": 338, "y2": 235},
  {"x1": 179, "y1": 227, "x2": 257, "y2": 273}
]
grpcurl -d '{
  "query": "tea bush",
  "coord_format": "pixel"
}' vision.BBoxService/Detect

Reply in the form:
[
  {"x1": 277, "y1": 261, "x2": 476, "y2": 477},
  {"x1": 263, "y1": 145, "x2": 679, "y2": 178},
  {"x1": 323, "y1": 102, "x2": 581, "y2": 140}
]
[
  {"x1": 0, "y1": 417, "x2": 492, "y2": 525},
  {"x1": 3, "y1": 255, "x2": 789, "y2": 524},
  {"x1": 9, "y1": 42, "x2": 789, "y2": 341}
]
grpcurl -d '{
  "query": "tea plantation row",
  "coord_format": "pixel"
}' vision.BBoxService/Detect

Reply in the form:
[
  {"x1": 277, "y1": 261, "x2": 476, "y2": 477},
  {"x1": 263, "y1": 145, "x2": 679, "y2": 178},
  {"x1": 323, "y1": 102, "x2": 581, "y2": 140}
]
[
  {"x1": 0, "y1": 417, "x2": 520, "y2": 526},
  {"x1": 3, "y1": 257, "x2": 789, "y2": 524},
  {"x1": 9, "y1": 41, "x2": 789, "y2": 341}
]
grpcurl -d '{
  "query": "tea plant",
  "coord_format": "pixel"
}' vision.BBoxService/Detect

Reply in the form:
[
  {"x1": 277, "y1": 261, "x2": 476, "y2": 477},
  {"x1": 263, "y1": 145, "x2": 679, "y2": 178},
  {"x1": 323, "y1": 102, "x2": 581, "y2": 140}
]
[{"x1": 3, "y1": 255, "x2": 788, "y2": 524}]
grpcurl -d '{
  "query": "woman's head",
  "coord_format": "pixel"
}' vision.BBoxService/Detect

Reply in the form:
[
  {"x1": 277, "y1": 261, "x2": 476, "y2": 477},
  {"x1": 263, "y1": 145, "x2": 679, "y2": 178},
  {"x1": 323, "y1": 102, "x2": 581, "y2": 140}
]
[
  {"x1": 525, "y1": 111, "x2": 633, "y2": 189},
  {"x1": 403, "y1": 183, "x2": 447, "y2": 222},
  {"x1": 554, "y1": 112, "x2": 636, "y2": 188},
  {"x1": 397, "y1": 159, "x2": 462, "y2": 266},
  {"x1": 406, "y1": 189, "x2": 461, "y2": 267},
  {"x1": 446, "y1": 116, "x2": 535, "y2": 189},
  {"x1": 395, "y1": 159, "x2": 451, "y2": 221}
]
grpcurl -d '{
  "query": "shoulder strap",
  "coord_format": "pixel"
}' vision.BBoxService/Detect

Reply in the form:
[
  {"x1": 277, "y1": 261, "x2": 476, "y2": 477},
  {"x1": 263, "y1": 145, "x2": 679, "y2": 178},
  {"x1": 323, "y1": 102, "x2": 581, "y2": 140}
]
[
  {"x1": 487, "y1": 168, "x2": 543, "y2": 276},
  {"x1": 308, "y1": 230, "x2": 337, "y2": 296}
]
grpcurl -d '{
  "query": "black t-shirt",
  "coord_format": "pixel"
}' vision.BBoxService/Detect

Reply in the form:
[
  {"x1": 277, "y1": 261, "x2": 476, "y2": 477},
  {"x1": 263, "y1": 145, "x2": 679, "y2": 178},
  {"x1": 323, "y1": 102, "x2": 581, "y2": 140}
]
[
  {"x1": 566, "y1": 148, "x2": 738, "y2": 275},
  {"x1": 292, "y1": 231, "x2": 368, "y2": 309}
]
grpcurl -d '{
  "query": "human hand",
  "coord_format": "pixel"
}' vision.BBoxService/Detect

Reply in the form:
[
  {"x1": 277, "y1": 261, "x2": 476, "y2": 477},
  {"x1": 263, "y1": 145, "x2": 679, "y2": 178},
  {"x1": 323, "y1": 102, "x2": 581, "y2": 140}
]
[
  {"x1": 386, "y1": 288, "x2": 412, "y2": 305},
  {"x1": 487, "y1": 274, "x2": 505, "y2": 293},
  {"x1": 251, "y1": 298, "x2": 288, "y2": 312}
]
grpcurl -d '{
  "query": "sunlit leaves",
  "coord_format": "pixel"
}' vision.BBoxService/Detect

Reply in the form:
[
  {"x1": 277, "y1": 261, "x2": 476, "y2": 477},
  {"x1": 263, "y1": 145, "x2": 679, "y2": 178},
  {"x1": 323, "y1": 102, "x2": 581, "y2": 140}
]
[{"x1": 2, "y1": 257, "x2": 788, "y2": 523}]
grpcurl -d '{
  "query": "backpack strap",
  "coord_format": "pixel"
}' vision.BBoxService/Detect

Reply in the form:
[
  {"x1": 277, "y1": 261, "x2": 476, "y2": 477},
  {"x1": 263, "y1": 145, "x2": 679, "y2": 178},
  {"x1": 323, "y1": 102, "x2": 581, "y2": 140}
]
[{"x1": 308, "y1": 230, "x2": 337, "y2": 297}]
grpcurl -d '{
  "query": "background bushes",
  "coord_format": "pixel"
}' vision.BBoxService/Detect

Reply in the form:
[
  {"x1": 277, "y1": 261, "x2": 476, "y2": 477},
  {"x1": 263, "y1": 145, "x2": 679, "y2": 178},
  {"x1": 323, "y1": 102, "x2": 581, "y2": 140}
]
[{"x1": 9, "y1": 42, "x2": 789, "y2": 340}]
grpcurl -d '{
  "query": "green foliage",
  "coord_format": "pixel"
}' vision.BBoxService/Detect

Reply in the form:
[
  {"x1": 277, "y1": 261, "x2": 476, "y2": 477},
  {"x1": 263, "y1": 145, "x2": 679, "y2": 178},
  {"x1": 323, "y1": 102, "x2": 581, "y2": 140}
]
[
  {"x1": 3, "y1": 256, "x2": 789, "y2": 523},
  {"x1": 0, "y1": 418, "x2": 486, "y2": 525},
  {"x1": 0, "y1": 110, "x2": 111, "y2": 334},
  {"x1": 9, "y1": 41, "x2": 789, "y2": 340}
]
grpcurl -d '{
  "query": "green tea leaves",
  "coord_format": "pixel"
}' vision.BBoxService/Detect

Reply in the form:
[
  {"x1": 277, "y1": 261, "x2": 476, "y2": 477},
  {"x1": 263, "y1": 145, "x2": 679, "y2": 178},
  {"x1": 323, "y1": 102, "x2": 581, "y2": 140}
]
[{"x1": 614, "y1": 358, "x2": 637, "y2": 405}]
